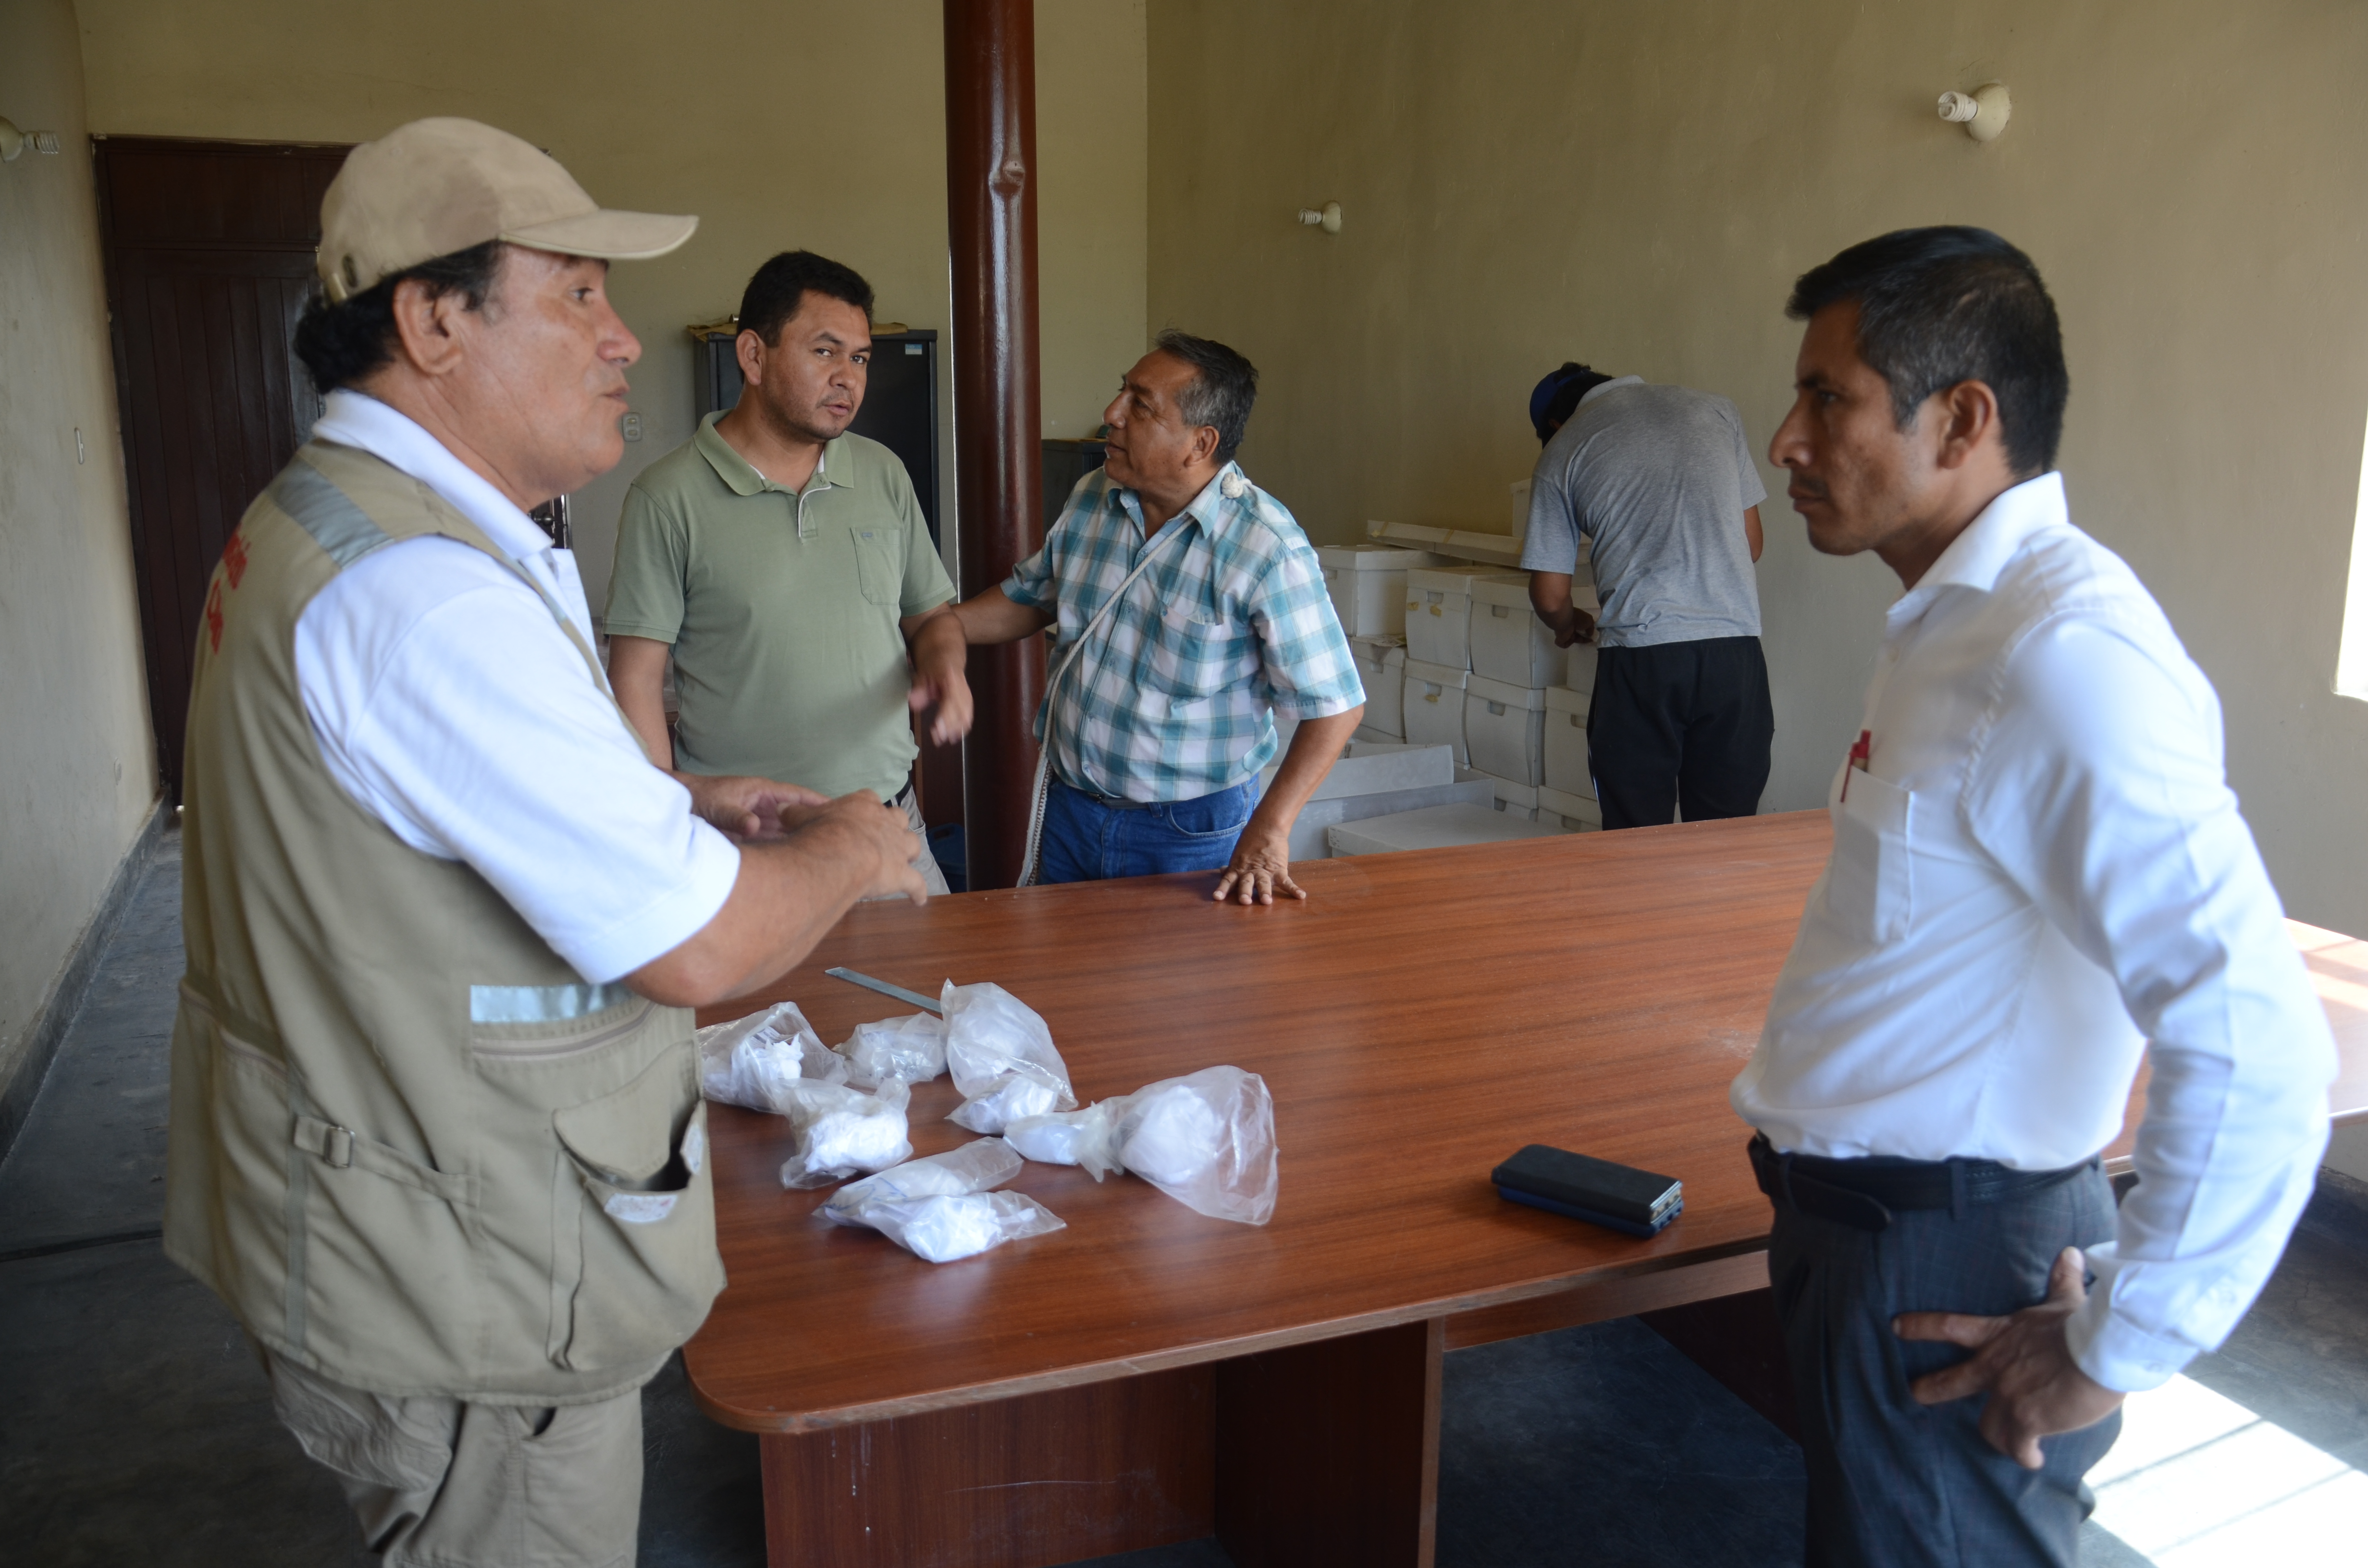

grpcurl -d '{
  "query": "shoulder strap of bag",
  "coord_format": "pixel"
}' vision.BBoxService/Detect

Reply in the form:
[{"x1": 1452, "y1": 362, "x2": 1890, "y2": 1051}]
[{"x1": 1017, "y1": 520, "x2": 1197, "y2": 886}]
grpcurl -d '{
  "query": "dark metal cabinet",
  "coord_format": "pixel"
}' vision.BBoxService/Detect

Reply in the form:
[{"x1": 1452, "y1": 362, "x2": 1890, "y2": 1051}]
[{"x1": 693, "y1": 328, "x2": 942, "y2": 546}]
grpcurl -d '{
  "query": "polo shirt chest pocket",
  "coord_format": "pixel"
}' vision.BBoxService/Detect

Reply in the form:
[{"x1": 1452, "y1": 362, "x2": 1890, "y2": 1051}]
[
  {"x1": 1828, "y1": 771, "x2": 1913, "y2": 943},
  {"x1": 851, "y1": 527, "x2": 903, "y2": 605},
  {"x1": 1145, "y1": 602, "x2": 1252, "y2": 700}
]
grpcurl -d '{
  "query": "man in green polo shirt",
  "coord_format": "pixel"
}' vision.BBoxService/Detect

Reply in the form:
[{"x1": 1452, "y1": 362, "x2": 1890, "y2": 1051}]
[{"x1": 607, "y1": 250, "x2": 968, "y2": 892}]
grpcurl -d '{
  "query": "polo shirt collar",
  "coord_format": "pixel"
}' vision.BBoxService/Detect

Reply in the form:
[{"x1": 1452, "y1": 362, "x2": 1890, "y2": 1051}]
[
  {"x1": 1577, "y1": 374, "x2": 1644, "y2": 409},
  {"x1": 311, "y1": 390, "x2": 555, "y2": 567},
  {"x1": 693, "y1": 411, "x2": 840, "y2": 499},
  {"x1": 1887, "y1": 470, "x2": 2067, "y2": 629}
]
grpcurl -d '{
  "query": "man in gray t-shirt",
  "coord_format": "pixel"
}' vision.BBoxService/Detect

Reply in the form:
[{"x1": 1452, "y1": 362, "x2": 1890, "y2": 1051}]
[{"x1": 1521, "y1": 364, "x2": 1774, "y2": 828}]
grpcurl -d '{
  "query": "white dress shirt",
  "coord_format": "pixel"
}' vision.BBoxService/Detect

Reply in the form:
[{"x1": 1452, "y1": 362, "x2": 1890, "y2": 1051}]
[
  {"x1": 295, "y1": 390, "x2": 740, "y2": 984},
  {"x1": 1731, "y1": 472, "x2": 2333, "y2": 1393}
]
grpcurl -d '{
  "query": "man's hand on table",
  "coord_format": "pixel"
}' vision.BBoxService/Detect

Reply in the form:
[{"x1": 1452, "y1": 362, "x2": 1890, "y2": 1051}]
[
  {"x1": 1213, "y1": 816, "x2": 1306, "y2": 906},
  {"x1": 1893, "y1": 1246, "x2": 2127, "y2": 1469},
  {"x1": 678, "y1": 773, "x2": 831, "y2": 842}
]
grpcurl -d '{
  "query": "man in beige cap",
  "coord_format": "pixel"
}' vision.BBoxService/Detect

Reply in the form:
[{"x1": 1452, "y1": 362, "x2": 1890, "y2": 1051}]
[{"x1": 164, "y1": 117, "x2": 923, "y2": 1567}]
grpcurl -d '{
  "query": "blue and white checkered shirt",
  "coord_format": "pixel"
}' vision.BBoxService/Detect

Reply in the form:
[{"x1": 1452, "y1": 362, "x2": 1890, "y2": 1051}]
[{"x1": 1005, "y1": 462, "x2": 1364, "y2": 803}]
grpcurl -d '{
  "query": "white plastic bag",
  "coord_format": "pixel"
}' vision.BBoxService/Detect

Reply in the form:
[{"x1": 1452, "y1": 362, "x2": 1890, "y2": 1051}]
[
  {"x1": 941, "y1": 980, "x2": 1074, "y2": 1133},
  {"x1": 837, "y1": 1010, "x2": 948, "y2": 1090},
  {"x1": 1004, "y1": 1101, "x2": 1122, "y2": 1176},
  {"x1": 1009, "y1": 1066, "x2": 1278, "y2": 1225},
  {"x1": 854, "y1": 1190, "x2": 1067, "y2": 1263},
  {"x1": 697, "y1": 1002, "x2": 847, "y2": 1113},
  {"x1": 819, "y1": 1138, "x2": 1023, "y2": 1226},
  {"x1": 776, "y1": 1078, "x2": 913, "y2": 1189}
]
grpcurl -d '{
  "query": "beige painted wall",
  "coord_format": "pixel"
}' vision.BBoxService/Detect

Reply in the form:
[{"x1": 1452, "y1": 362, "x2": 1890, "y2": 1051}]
[
  {"x1": 1147, "y1": 0, "x2": 2368, "y2": 951},
  {"x1": 78, "y1": 0, "x2": 1148, "y2": 606},
  {"x1": 0, "y1": 0, "x2": 159, "y2": 1091}
]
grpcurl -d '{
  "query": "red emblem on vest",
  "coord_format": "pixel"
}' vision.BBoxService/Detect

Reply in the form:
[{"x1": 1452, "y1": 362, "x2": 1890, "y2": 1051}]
[
  {"x1": 222, "y1": 529, "x2": 249, "y2": 589},
  {"x1": 204, "y1": 578, "x2": 224, "y2": 653}
]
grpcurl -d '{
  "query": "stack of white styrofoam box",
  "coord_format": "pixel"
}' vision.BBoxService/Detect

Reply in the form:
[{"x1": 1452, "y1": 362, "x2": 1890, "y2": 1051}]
[
  {"x1": 1401, "y1": 659, "x2": 1470, "y2": 763},
  {"x1": 1537, "y1": 787, "x2": 1603, "y2": 832},
  {"x1": 1565, "y1": 640, "x2": 1599, "y2": 696},
  {"x1": 1468, "y1": 576, "x2": 1561, "y2": 688},
  {"x1": 1319, "y1": 545, "x2": 1445, "y2": 638},
  {"x1": 1543, "y1": 684, "x2": 1593, "y2": 801},
  {"x1": 1271, "y1": 744, "x2": 1492, "y2": 862},
  {"x1": 1489, "y1": 777, "x2": 1543, "y2": 822},
  {"x1": 1349, "y1": 635, "x2": 1408, "y2": 738},
  {"x1": 1403, "y1": 565, "x2": 1507, "y2": 668},
  {"x1": 1327, "y1": 802, "x2": 1569, "y2": 856},
  {"x1": 1465, "y1": 674, "x2": 1548, "y2": 796}
]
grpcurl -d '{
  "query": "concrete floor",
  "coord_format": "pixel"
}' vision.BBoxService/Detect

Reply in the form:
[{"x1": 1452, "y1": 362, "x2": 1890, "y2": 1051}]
[{"x1": 4, "y1": 828, "x2": 2363, "y2": 1566}]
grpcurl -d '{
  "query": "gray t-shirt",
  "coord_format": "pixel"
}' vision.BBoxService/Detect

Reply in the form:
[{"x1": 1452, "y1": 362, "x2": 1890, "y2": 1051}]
[{"x1": 1520, "y1": 377, "x2": 1767, "y2": 648}]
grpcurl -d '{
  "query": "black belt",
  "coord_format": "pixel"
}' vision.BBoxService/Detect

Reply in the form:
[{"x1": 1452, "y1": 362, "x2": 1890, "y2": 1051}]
[
  {"x1": 1053, "y1": 776, "x2": 1156, "y2": 809},
  {"x1": 1748, "y1": 1132, "x2": 2095, "y2": 1233}
]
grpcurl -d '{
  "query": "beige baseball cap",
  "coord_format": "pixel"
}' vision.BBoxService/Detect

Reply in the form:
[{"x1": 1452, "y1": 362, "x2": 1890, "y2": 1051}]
[{"x1": 318, "y1": 117, "x2": 696, "y2": 302}]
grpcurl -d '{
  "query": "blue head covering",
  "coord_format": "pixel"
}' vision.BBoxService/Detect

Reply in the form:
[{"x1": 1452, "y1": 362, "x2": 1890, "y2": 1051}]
[{"x1": 1529, "y1": 363, "x2": 1603, "y2": 442}]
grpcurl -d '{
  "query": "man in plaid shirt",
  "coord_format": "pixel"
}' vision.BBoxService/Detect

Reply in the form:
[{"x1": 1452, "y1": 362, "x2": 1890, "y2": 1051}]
[{"x1": 955, "y1": 331, "x2": 1365, "y2": 902}]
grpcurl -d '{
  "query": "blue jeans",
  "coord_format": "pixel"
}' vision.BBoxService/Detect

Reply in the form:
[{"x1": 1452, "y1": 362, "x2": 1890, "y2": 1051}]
[{"x1": 1038, "y1": 777, "x2": 1256, "y2": 885}]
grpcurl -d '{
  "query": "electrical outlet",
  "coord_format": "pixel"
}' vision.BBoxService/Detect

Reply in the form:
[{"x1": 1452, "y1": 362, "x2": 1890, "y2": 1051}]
[{"x1": 620, "y1": 412, "x2": 644, "y2": 442}]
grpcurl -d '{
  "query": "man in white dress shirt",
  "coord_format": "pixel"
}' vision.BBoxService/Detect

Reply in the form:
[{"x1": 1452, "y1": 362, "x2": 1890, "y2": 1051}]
[
  {"x1": 1733, "y1": 226, "x2": 2333, "y2": 1566},
  {"x1": 166, "y1": 118, "x2": 923, "y2": 1568}
]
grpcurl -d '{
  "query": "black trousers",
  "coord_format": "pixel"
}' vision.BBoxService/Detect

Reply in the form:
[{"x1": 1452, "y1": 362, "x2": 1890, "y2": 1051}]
[
  {"x1": 1587, "y1": 636, "x2": 1773, "y2": 829},
  {"x1": 1768, "y1": 1168, "x2": 2122, "y2": 1568}
]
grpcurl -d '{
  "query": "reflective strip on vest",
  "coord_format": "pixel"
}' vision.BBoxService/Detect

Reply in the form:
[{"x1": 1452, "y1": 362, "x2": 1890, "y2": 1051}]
[
  {"x1": 272, "y1": 455, "x2": 393, "y2": 565},
  {"x1": 469, "y1": 982, "x2": 637, "y2": 1024}
]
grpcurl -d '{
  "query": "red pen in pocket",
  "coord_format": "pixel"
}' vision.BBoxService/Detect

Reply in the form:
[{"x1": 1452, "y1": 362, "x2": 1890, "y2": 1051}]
[{"x1": 1841, "y1": 729, "x2": 1871, "y2": 801}]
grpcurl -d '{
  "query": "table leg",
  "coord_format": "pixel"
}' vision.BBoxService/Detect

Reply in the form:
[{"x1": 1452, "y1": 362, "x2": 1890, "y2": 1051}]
[
  {"x1": 1213, "y1": 1318, "x2": 1445, "y2": 1568},
  {"x1": 757, "y1": 1365, "x2": 1214, "y2": 1568}
]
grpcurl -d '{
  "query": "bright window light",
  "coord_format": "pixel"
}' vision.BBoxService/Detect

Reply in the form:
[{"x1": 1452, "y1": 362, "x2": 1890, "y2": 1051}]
[
  {"x1": 2335, "y1": 407, "x2": 2368, "y2": 700},
  {"x1": 2088, "y1": 1372, "x2": 2368, "y2": 1564}
]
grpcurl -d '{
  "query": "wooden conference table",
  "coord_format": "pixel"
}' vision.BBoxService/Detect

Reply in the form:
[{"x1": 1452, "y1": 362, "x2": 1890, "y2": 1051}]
[{"x1": 684, "y1": 811, "x2": 2368, "y2": 1568}]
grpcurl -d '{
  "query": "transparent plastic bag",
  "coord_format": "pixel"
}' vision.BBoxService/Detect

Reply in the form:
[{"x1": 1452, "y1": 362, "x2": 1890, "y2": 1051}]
[
  {"x1": 941, "y1": 980, "x2": 1074, "y2": 1133},
  {"x1": 1010, "y1": 1066, "x2": 1278, "y2": 1225},
  {"x1": 854, "y1": 1190, "x2": 1067, "y2": 1263},
  {"x1": 838, "y1": 1011, "x2": 949, "y2": 1090},
  {"x1": 776, "y1": 1078, "x2": 913, "y2": 1189},
  {"x1": 818, "y1": 1138, "x2": 1023, "y2": 1226},
  {"x1": 1004, "y1": 1101, "x2": 1122, "y2": 1177},
  {"x1": 696, "y1": 1002, "x2": 847, "y2": 1113}
]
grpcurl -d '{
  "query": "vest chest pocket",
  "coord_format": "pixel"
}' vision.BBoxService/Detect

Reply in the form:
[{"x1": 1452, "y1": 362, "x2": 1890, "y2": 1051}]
[
  {"x1": 1828, "y1": 770, "x2": 1913, "y2": 943},
  {"x1": 852, "y1": 527, "x2": 904, "y2": 605},
  {"x1": 549, "y1": 1053, "x2": 725, "y2": 1372}
]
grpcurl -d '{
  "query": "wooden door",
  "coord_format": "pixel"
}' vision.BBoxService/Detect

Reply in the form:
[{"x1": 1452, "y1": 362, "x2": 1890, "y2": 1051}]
[{"x1": 95, "y1": 137, "x2": 350, "y2": 794}]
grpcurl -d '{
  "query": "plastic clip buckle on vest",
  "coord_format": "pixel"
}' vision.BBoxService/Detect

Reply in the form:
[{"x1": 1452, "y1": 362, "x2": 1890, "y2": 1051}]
[{"x1": 164, "y1": 441, "x2": 725, "y2": 1405}]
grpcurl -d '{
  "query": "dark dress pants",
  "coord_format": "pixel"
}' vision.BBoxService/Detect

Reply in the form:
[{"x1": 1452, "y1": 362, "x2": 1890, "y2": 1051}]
[
  {"x1": 1768, "y1": 1168, "x2": 2123, "y2": 1568},
  {"x1": 1588, "y1": 635, "x2": 1773, "y2": 829}
]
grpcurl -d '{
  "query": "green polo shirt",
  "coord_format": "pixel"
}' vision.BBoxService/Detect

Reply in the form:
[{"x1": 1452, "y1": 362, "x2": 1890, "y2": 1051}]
[{"x1": 604, "y1": 415, "x2": 955, "y2": 799}]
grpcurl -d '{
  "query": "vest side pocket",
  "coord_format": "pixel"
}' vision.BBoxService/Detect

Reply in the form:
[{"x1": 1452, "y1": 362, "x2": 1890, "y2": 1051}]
[{"x1": 551, "y1": 1053, "x2": 725, "y2": 1372}]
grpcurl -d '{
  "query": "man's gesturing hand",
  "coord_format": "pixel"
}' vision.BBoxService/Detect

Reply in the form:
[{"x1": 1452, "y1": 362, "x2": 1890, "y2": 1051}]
[
  {"x1": 1894, "y1": 1247, "x2": 2126, "y2": 1470},
  {"x1": 1213, "y1": 818, "x2": 1306, "y2": 906},
  {"x1": 679, "y1": 774, "x2": 831, "y2": 841}
]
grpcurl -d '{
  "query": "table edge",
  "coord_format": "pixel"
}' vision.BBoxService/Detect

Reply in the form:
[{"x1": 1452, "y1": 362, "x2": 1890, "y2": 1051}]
[{"x1": 688, "y1": 1233, "x2": 1772, "y2": 1433}]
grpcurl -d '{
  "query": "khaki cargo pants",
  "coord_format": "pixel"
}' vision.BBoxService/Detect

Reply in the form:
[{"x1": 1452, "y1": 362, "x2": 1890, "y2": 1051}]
[{"x1": 262, "y1": 1348, "x2": 642, "y2": 1567}]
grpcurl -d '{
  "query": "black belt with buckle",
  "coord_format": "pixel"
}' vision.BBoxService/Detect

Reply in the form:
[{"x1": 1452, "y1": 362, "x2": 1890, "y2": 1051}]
[{"x1": 1747, "y1": 1132, "x2": 2095, "y2": 1233}]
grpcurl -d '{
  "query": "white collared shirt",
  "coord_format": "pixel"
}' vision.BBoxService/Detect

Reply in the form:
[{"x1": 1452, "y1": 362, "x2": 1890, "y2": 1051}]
[
  {"x1": 1731, "y1": 473, "x2": 2334, "y2": 1393},
  {"x1": 293, "y1": 390, "x2": 739, "y2": 984}
]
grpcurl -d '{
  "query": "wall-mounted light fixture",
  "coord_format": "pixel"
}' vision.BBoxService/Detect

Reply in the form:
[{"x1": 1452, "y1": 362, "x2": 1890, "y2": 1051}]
[
  {"x1": 1296, "y1": 201, "x2": 1343, "y2": 235},
  {"x1": 1937, "y1": 84, "x2": 2010, "y2": 143},
  {"x1": 1, "y1": 117, "x2": 64, "y2": 161}
]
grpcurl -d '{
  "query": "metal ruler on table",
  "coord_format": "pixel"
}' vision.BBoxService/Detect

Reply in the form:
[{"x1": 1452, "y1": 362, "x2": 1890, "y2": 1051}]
[{"x1": 825, "y1": 967, "x2": 942, "y2": 1015}]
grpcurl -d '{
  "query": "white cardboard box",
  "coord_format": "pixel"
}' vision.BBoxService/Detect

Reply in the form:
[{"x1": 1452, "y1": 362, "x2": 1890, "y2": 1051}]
[
  {"x1": 1319, "y1": 545, "x2": 1446, "y2": 637},
  {"x1": 1326, "y1": 802, "x2": 1571, "y2": 857},
  {"x1": 1483, "y1": 774, "x2": 1559, "y2": 824},
  {"x1": 1542, "y1": 684, "x2": 1594, "y2": 798},
  {"x1": 1349, "y1": 635, "x2": 1407, "y2": 735},
  {"x1": 1538, "y1": 784, "x2": 1603, "y2": 831},
  {"x1": 1400, "y1": 658, "x2": 1470, "y2": 763},
  {"x1": 1404, "y1": 565, "x2": 1515, "y2": 668},
  {"x1": 1468, "y1": 575, "x2": 1562, "y2": 687},
  {"x1": 1463, "y1": 674, "x2": 1548, "y2": 785},
  {"x1": 1565, "y1": 640, "x2": 1599, "y2": 694}
]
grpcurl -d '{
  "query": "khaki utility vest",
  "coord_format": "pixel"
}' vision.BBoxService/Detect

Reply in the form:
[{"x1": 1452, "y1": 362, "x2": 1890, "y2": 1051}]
[{"x1": 164, "y1": 440, "x2": 725, "y2": 1404}]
